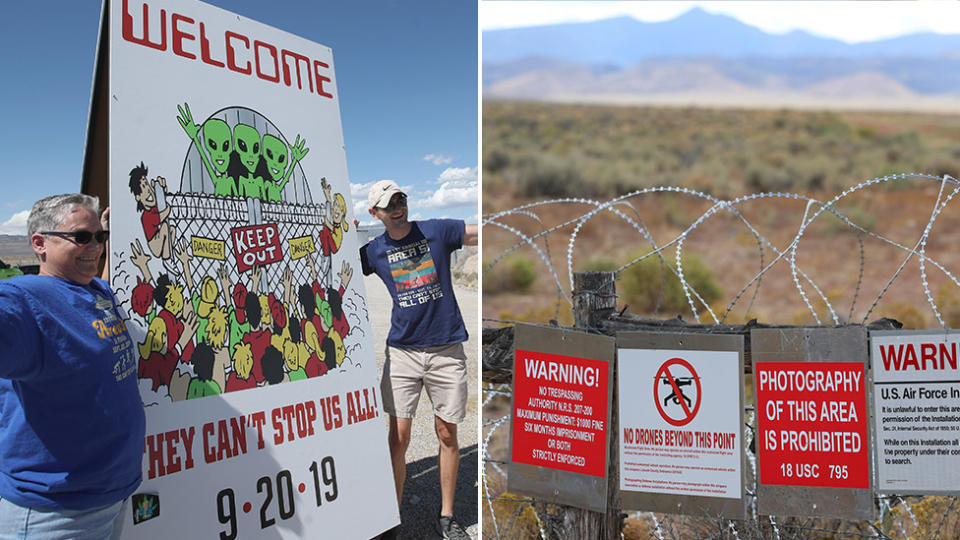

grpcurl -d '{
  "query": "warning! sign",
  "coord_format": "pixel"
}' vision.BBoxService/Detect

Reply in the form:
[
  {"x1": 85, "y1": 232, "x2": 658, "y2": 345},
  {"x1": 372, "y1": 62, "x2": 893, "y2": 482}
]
[
  {"x1": 755, "y1": 362, "x2": 869, "y2": 488},
  {"x1": 872, "y1": 331, "x2": 960, "y2": 493},
  {"x1": 511, "y1": 349, "x2": 609, "y2": 477},
  {"x1": 619, "y1": 348, "x2": 742, "y2": 499}
]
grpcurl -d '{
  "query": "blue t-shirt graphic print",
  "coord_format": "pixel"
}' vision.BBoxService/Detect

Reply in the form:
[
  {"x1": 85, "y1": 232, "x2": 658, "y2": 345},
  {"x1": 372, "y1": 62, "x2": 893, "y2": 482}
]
[
  {"x1": 361, "y1": 219, "x2": 468, "y2": 349},
  {"x1": 388, "y1": 237, "x2": 441, "y2": 307}
]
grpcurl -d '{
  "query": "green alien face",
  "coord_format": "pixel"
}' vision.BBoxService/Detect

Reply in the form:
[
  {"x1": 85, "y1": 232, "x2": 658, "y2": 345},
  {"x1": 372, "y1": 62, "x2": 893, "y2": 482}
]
[
  {"x1": 233, "y1": 124, "x2": 261, "y2": 174},
  {"x1": 202, "y1": 119, "x2": 232, "y2": 174},
  {"x1": 262, "y1": 134, "x2": 289, "y2": 182}
]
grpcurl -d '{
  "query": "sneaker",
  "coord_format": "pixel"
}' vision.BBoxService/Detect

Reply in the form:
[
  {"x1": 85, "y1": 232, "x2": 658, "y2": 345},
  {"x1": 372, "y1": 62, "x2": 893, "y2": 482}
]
[{"x1": 436, "y1": 514, "x2": 470, "y2": 540}]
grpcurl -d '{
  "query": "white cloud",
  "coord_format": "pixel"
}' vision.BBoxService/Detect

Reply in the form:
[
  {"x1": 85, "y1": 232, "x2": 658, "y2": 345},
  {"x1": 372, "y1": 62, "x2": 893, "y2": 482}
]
[
  {"x1": 415, "y1": 167, "x2": 479, "y2": 210},
  {"x1": 423, "y1": 153, "x2": 453, "y2": 166},
  {"x1": 436, "y1": 166, "x2": 478, "y2": 185},
  {"x1": 0, "y1": 210, "x2": 29, "y2": 235},
  {"x1": 417, "y1": 171, "x2": 478, "y2": 210}
]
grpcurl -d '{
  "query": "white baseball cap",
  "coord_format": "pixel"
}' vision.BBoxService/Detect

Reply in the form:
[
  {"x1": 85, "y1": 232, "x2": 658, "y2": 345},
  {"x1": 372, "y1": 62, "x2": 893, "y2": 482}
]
[{"x1": 368, "y1": 180, "x2": 405, "y2": 209}]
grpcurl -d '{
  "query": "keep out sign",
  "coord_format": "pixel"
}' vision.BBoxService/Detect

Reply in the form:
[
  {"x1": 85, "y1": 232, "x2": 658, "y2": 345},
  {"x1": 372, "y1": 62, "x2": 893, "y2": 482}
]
[
  {"x1": 511, "y1": 349, "x2": 609, "y2": 476},
  {"x1": 755, "y1": 362, "x2": 869, "y2": 488},
  {"x1": 231, "y1": 223, "x2": 283, "y2": 272}
]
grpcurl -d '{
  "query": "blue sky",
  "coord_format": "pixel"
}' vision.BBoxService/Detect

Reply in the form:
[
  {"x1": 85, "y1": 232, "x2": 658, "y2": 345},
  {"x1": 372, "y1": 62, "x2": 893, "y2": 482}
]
[{"x1": 0, "y1": 0, "x2": 478, "y2": 234}]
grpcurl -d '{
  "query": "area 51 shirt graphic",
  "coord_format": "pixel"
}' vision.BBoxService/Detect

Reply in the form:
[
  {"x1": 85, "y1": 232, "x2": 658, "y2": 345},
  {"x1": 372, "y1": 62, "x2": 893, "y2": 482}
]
[{"x1": 387, "y1": 239, "x2": 442, "y2": 308}]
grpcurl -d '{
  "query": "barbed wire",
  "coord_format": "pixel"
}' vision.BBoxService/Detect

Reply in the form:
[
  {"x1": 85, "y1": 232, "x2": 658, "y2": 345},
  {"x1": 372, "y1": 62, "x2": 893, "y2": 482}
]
[
  {"x1": 484, "y1": 173, "x2": 960, "y2": 329},
  {"x1": 482, "y1": 174, "x2": 960, "y2": 539}
]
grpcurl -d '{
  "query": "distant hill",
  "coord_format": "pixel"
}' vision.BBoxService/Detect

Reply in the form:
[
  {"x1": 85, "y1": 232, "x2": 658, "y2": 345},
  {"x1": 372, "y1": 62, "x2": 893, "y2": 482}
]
[
  {"x1": 0, "y1": 235, "x2": 32, "y2": 258},
  {"x1": 483, "y1": 9, "x2": 960, "y2": 108},
  {"x1": 484, "y1": 56, "x2": 960, "y2": 100},
  {"x1": 483, "y1": 8, "x2": 960, "y2": 65}
]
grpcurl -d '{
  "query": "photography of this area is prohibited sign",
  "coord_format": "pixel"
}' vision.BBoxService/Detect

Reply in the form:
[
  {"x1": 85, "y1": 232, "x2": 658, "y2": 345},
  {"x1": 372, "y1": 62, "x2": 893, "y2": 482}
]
[{"x1": 655, "y1": 358, "x2": 702, "y2": 426}]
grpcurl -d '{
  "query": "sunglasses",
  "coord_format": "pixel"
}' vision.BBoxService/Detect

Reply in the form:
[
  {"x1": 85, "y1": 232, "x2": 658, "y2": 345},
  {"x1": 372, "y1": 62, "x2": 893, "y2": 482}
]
[
  {"x1": 383, "y1": 194, "x2": 407, "y2": 212},
  {"x1": 41, "y1": 230, "x2": 110, "y2": 245}
]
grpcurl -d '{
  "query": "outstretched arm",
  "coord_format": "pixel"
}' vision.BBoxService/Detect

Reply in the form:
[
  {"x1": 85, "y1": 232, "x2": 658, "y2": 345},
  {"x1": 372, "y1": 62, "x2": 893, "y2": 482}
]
[
  {"x1": 174, "y1": 237, "x2": 194, "y2": 294},
  {"x1": 304, "y1": 253, "x2": 319, "y2": 285},
  {"x1": 130, "y1": 239, "x2": 154, "y2": 284},
  {"x1": 177, "y1": 311, "x2": 200, "y2": 353},
  {"x1": 320, "y1": 177, "x2": 333, "y2": 228},
  {"x1": 338, "y1": 260, "x2": 353, "y2": 292},
  {"x1": 282, "y1": 264, "x2": 294, "y2": 309},
  {"x1": 279, "y1": 135, "x2": 309, "y2": 192},
  {"x1": 217, "y1": 264, "x2": 232, "y2": 306},
  {"x1": 250, "y1": 264, "x2": 261, "y2": 295},
  {"x1": 464, "y1": 224, "x2": 478, "y2": 247},
  {"x1": 177, "y1": 103, "x2": 220, "y2": 180},
  {"x1": 100, "y1": 207, "x2": 110, "y2": 281}
]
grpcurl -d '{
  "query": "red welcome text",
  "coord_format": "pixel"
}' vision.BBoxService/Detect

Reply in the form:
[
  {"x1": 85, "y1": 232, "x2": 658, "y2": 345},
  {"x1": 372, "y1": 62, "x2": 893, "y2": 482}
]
[{"x1": 121, "y1": 0, "x2": 333, "y2": 99}]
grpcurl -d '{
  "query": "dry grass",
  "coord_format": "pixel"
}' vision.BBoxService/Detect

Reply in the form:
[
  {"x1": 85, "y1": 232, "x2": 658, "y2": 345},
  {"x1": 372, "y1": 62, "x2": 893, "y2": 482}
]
[{"x1": 0, "y1": 255, "x2": 36, "y2": 267}]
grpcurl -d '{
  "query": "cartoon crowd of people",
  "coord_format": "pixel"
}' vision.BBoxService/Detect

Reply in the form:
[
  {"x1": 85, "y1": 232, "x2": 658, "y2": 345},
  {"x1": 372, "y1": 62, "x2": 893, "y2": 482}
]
[
  {"x1": 123, "y1": 104, "x2": 355, "y2": 401},
  {"x1": 128, "y1": 231, "x2": 354, "y2": 401}
]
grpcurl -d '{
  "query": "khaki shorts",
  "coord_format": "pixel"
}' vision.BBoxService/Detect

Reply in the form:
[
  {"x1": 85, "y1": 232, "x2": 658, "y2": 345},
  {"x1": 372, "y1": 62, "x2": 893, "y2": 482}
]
[{"x1": 380, "y1": 342, "x2": 468, "y2": 424}]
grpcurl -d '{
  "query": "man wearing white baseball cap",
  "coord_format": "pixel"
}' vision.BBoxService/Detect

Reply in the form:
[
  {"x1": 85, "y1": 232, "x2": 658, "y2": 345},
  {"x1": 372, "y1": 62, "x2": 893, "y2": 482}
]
[{"x1": 360, "y1": 180, "x2": 477, "y2": 539}]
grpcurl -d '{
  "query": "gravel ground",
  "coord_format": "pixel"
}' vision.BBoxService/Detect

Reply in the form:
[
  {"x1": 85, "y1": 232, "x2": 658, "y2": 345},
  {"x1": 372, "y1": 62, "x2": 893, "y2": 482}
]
[{"x1": 366, "y1": 274, "x2": 479, "y2": 539}]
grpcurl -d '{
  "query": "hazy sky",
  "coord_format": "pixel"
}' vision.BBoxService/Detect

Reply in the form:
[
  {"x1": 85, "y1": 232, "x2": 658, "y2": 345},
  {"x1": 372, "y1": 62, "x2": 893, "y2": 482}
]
[
  {"x1": 0, "y1": 0, "x2": 478, "y2": 235},
  {"x1": 481, "y1": 1, "x2": 960, "y2": 44}
]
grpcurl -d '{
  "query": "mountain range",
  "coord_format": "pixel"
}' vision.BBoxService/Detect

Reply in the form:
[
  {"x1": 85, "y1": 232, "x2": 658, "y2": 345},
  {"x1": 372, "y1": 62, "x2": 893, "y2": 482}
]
[{"x1": 483, "y1": 8, "x2": 960, "y2": 108}]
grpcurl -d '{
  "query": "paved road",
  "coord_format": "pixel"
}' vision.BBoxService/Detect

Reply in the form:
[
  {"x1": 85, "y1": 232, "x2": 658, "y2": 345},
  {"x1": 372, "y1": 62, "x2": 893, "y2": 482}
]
[{"x1": 365, "y1": 275, "x2": 479, "y2": 539}]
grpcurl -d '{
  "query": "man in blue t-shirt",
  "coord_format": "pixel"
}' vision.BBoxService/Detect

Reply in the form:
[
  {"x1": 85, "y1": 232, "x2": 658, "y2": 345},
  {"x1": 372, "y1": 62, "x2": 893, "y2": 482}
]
[
  {"x1": 0, "y1": 194, "x2": 145, "y2": 538},
  {"x1": 360, "y1": 180, "x2": 477, "y2": 540}
]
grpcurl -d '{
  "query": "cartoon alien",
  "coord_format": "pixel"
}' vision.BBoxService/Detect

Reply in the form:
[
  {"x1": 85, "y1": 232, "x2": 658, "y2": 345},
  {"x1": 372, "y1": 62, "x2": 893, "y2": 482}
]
[
  {"x1": 177, "y1": 103, "x2": 238, "y2": 197},
  {"x1": 233, "y1": 123, "x2": 265, "y2": 200},
  {"x1": 262, "y1": 133, "x2": 309, "y2": 202}
]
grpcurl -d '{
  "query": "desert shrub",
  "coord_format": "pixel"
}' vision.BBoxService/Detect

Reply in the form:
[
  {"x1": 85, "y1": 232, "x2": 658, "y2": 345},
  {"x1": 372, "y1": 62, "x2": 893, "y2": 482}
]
[
  {"x1": 499, "y1": 302, "x2": 573, "y2": 326},
  {"x1": 618, "y1": 253, "x2": 722, "y2": 317},
  {"x1": 515, "y1": 153, "x2": 586, "y2": 199},
  {"x1": 818, "y1": 201, "x2": 877, "y2": 233},
  {"x1": 484, "y1": 148, "x2": 510, "y2": 174},
  {"x1": 878, "y1": 301, "x2": 927, "y2": 329},
  {"x1": 582, "y1": 257, "x2": 617, "y2": 272},
  {"x1": 936, "y1": 285, "x2": 960, "y2": 328},
  {"x1": 483, "y1": 256, "x2": 537, "y2": 295}
]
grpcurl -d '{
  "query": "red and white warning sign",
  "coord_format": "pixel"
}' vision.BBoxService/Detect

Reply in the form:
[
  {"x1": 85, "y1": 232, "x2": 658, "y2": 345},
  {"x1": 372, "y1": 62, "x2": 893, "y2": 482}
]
[
  {"x1": 619, "y1": 349, "x2": 741, "y2": 498},
  {"x1": 755, "y1": 362, "x2": 869, "y2": 488},
  {"x1": 871, "y1": 331, "x2": 960, "y2": 493},
  {"x1": 511, "y1": 349, "x2": 609, "y2": 477}
]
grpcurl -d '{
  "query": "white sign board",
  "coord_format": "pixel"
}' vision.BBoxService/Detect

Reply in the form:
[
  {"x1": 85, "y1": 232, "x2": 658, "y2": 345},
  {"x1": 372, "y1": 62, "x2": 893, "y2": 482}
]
[
  {"x1": 618, "y1": 348, "x2": 742, "y2": 499},
  {"x1": 871, "y1": 331, "x2": 960, "y2": 494},
  {"x1": 105, "y1": 0, "x2": 397, "y2": 537}
]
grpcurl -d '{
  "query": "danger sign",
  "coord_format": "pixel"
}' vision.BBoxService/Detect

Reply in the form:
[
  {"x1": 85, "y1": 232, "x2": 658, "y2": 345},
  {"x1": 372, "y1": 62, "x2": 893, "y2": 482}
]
[
  {"x1": 755, "y1": 362, "x2": 869, "y2": 488},
  {"x1": 654, "y1": 358, "x2": 701, "y2": 426}
]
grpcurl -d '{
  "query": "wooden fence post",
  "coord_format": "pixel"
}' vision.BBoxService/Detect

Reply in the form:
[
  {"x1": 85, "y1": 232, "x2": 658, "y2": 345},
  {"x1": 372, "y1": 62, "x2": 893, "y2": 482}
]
[
  {"x1": 570, "y1": 271, "x2": 622, "y2": 539},
  {"x1": 573, "y1": 271, "x2": 617, "y2": 329}
]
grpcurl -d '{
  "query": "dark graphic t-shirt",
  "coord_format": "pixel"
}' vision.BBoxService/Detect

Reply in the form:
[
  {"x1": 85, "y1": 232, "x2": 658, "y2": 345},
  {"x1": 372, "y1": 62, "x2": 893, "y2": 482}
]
[{"x1": 360, "y1": 219, "x2": 467, "y2": 349}]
